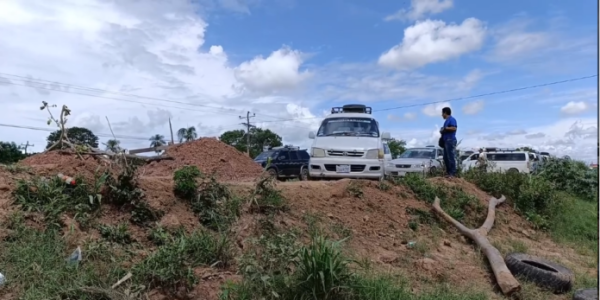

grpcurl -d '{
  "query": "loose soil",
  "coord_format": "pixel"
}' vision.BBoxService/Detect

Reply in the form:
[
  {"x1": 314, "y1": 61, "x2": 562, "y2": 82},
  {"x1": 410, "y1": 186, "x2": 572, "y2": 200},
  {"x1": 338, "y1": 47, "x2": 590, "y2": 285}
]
[
  {"x1": 0, "y1": 152, "x2": 596, "y2": 300},
  {"x1": 139, "y1": 138, "x2": 264, "y2": 181}
]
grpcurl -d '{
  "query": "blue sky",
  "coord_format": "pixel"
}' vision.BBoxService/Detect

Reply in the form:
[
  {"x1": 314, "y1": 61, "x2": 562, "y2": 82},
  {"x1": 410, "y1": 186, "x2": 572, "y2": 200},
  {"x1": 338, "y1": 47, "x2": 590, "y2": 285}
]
[{"x1": 0, "y1": 0, "x2": 597, "y2": 161}]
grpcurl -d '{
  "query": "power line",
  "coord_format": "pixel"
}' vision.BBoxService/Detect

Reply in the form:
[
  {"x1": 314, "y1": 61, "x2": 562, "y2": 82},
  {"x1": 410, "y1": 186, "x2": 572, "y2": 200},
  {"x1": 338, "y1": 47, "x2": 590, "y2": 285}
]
[
  {"x1": 251, "y1": 74, "x2": 599, "y2": 123},
  {"x1": 0, "y1": 72, "x2": 293, "y2": 122}
]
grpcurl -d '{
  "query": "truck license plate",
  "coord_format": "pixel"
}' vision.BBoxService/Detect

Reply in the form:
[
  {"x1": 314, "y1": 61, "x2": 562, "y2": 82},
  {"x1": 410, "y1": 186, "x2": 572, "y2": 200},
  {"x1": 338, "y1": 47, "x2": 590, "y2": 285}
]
[{"x1": 336, "y1": 165, "x2": 350, "y2": 173}]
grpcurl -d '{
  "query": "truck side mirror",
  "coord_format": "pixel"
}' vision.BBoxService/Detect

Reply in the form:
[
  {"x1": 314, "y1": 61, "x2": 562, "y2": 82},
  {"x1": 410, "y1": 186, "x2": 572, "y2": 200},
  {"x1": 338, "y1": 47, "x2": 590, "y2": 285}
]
[
  {"x1": 308, "y1": 131, "x2": 315, "y2": 139},
  {"x1": 381, "y1": 132, "x2": 391, "y2": 139}
]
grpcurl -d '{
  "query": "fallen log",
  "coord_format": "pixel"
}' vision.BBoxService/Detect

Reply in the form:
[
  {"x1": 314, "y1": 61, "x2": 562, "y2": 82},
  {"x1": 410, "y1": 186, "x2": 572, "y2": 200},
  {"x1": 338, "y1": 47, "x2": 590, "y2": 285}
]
[
  {"x1": 57, "y1": 150, "x2": 174, "y2": 162},
  {"x1": 432, "y1": 195, "x2": 521, "y2": 296}
]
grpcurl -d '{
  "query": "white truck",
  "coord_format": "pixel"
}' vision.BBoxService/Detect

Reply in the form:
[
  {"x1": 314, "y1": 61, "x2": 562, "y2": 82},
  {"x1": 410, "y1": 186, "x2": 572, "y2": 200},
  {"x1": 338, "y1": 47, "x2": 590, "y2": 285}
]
[{"x1": 307, "y1": 104, "x2": 391, "y2": 179}]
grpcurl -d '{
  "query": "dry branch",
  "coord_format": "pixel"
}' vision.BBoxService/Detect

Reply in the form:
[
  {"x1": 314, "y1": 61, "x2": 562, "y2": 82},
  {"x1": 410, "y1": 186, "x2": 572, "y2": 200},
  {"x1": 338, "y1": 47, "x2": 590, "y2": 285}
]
[
  {"x1": 58, "y1": 150, "x2": 173, "y2": 162},
  {"x1": 432, "y1": 195, "x2": 521, "y2": 296}
]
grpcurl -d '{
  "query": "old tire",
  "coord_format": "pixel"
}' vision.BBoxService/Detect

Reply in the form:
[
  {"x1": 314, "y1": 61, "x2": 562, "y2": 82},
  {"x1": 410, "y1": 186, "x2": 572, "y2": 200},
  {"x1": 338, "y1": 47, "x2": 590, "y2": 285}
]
[
  {"x1": 300, "y1": 167, "x2": 309, "y2": 181},
  {"x1": 505, "y1": 252, "x2": 574, "y2": 293},
  {"x1": 573, "y1": 288, "x2": 598, "y2": 300}
]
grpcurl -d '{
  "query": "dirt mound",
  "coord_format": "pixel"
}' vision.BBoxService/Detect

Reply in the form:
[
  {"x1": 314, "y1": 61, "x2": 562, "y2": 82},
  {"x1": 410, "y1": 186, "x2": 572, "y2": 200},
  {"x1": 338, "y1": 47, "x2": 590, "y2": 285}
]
[
  {"x1": 19, "y1": 151, "x2": 108, "y2": 183},
  {"x1": 140, "y1": 138, "x2": 263, "y2": 181}
]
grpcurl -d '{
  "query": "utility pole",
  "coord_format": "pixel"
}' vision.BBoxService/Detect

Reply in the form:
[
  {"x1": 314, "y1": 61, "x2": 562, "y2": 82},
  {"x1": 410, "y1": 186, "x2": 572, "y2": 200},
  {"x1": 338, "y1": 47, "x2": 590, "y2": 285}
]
[
  {"x1": 239, "y1": 111, "x2": 256, "y2": 156},
  {"x1": 20, "y1": 141, "x2": 34, "y2": 154},
  {"x1": 168, "y1": 117, "x2": 175, "y2": 145}
]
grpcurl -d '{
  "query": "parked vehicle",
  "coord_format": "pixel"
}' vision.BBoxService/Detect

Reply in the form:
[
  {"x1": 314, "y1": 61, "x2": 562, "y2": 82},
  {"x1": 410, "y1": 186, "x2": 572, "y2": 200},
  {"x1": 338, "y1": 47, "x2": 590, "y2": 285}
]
[
  {"x1": 307, "y1": 104, "x2": 391, "y2": 179},
  {"x1": 254, "y1": 146, "x2": 310, "y2": 180},
  {"x1": 385, "y1": 146, "x2": 444, "y2": 177},
  {"x1": 462, "y1": 149, "x2": 532, "y2": 173}
]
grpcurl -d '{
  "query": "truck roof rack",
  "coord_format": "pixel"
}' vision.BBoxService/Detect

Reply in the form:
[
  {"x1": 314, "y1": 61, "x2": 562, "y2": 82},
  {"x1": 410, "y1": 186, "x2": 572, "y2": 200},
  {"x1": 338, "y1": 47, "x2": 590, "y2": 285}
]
[{"x1": 331, "y1": 104, "x2": 372, "y2": 114}]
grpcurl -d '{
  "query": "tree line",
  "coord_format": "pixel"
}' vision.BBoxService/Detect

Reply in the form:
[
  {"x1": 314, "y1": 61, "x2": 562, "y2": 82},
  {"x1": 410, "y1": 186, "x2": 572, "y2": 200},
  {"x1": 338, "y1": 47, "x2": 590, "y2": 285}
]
[{"x1": 0, "y1": 126, "x2": 407, "y2": 163}]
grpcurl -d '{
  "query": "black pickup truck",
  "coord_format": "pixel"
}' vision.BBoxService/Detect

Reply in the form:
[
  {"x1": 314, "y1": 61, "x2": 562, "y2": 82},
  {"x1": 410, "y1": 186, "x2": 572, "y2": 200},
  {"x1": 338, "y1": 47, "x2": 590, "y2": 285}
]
[{"x1": 254, "y1": 146, "x2": 310, "y2": 180}]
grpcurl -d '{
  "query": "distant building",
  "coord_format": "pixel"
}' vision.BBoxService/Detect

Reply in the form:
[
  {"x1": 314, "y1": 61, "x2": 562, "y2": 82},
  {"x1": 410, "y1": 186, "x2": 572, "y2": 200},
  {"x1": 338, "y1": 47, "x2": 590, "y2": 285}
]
[{"x1": 590, "y1": 163, "x2": 598, "y2": 169}]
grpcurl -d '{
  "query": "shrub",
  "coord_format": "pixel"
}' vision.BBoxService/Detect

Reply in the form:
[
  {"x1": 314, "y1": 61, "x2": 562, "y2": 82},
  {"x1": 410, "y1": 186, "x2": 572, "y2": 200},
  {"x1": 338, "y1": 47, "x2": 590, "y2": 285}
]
[
  {"x1": 173, "y1": 166, "x2": 203, "y2": 199},
  {"x1": 536, "y1": 157, "x2": 598, "y2": 202}
]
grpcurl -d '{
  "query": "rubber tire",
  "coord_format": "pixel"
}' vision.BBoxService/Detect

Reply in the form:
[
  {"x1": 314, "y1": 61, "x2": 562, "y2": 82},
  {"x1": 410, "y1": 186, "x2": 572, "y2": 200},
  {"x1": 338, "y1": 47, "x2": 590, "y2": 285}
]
[
  {"x1": 429, "y1": 166, "x2": 437, "y2": 176},
  {"x1": 573, "y1": 288, "x2": 598, "y2": 300},
  {"x1": 299, "y1": 167, "x2": 309, "y2": 181},
  {"x1": 507, "y1": 168, "x2": 519, "y2": 174},
  {"x1": 267, "y1": 168, "x2": 277, "y2": 178},
  {"x1": 504, "y1": 252, "x2": 574, "y2": 293}
]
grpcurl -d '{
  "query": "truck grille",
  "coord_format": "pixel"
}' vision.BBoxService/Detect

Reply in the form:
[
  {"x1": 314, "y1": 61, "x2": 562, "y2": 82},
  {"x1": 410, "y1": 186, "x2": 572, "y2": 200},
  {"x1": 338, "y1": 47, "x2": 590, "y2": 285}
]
[
  {"x1": 395, "y1": 164, "x2": 411, "y2": 168},
  {"x1": 324, "y1": 164, "x2": 366, "y2": 172},
  {"x1": 327, "y1": 150, "x2": 364, "y2": 157}
]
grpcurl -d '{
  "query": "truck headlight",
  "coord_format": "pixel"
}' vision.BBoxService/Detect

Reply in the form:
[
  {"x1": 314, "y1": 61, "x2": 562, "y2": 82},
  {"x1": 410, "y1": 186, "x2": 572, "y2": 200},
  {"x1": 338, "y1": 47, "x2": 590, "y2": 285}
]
[
  {"x1": 366, "y1": 149, "x2": 379, "y2": 159},
  {"x1": 413, "y1": 164, "x2": 425, "y2": 168},
  {"x1": 311, "y1": 147, "x2": 326, "y2": 157}
]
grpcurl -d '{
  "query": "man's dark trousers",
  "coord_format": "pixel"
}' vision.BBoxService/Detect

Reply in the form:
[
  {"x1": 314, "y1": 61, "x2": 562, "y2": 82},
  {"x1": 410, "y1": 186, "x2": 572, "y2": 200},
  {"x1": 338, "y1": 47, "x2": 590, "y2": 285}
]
[{"x1": 443, "y1": 139, "x2": 457, "y2": 176}]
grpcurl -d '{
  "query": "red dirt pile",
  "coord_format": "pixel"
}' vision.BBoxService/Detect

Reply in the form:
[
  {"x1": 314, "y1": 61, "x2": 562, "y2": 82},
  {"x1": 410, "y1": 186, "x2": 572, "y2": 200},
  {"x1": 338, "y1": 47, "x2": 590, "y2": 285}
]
[
  {"x1": 19, "y1": 151, "x2": 108, "y2": 183},
  {"x1": 140, "y1": 138, "x2": 264, "y2": 181}
]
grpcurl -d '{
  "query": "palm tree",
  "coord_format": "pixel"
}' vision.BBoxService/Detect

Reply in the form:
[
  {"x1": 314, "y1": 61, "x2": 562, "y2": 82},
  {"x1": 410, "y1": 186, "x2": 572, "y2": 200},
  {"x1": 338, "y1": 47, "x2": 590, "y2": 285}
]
[
  {"x1": 149, "y1": 134, "x2": 166, "y2": 154},
  {"x1": 103, "y1": 139, "x2": 121, "y2": 153},
  {"x1": 177, "y1": 126, "x2": 197, "y2": 143}
]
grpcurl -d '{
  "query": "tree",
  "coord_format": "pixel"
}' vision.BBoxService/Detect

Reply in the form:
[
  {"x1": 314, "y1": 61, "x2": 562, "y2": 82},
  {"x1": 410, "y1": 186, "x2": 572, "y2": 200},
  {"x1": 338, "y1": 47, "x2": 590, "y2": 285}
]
[
  {"x1": 46, "y1": 127, "x2": 99, "y2": 149},
  {"x1": 219, "y1": 127, "x2": 283, "y2": 158},
  {"x1": 177, "y1": 126, "x2": 197, "y2": 143},
  {"x1": 104, "y1": 139, "x2": 121, "y2": 153},
  {"x1": 518, "y1": 146, "x2": 536, "y2": 152},
  {"x1": 149, "y1": 134, "x2": 167, "y2": 153},
  {"x1": 0, "y1": 142, "x2": 27, "y2": 164},
  {"x1": 387, "y1": 138, "x2": 407, "y2": 159}
]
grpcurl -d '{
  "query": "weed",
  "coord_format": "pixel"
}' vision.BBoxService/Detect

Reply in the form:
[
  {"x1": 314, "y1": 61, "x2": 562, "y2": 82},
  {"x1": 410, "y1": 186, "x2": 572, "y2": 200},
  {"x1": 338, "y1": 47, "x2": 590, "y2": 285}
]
[
  {"x1": 98, "y1": 223, "x2": 133, "y2": 244},
  {"x1": 134, "y1": 230, "x2": 232, "y2": 292},
  {"x1": 294, "y1": 236, "x2": 355, "y2": 299},
  {"x1": 251, "y1": 176, "x2": 287, "y2": 213},
  {"x1": 0, "y1": 222, "x2": 128, "y2": 299},
  {"x1": 192, "y1": 176, "x2": 241, "y2": 231},
  {"x1": 173, "y1": 165, "x2": 203, "y2": 199},
  {"x1": 408, "y1": 221, "x2": 418, "y2": 231},
  {"x1": 147, "y1": 224, "x2": 175, "y2": 246},
  {"x1": 377, "y1": 180, "x2": 391, "y2": 191},
  {"x1": 130, "y1": 200, "x2": 163, "y2": 226},
  {"x1": 346, "y1": 181, "x2": 364, "y2": 198},
  {"x1": 2, "y1": 164, "x2": 31, "y2": 174},
  {"x1": 13, "y1": 174, "x2": 101, "y2": 229}
]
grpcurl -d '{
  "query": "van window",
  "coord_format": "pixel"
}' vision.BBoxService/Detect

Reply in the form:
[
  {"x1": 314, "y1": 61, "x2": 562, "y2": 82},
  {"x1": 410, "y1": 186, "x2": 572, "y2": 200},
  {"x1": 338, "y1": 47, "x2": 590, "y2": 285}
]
[
  {"x1": 470, "y1": 153, "x2": 479, "y2": 161},
  {"x1": 317, "y1": 117, "x2": 380, "y2": 137},
  {"x1": 487, "y1": 153, "x2": 527, "y2": 161},
  {"x1": 383, "y1": 144, "x2": 390, "y2": 154}
]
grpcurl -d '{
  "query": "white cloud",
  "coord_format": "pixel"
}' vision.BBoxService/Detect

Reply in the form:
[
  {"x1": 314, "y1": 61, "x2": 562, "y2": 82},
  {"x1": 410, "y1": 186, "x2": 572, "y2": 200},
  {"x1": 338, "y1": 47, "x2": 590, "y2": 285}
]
[
  {"x1": 378, "y1": 18, "x2": 486, "y2": 70},
  {"x1": 385, "y1": 0, "x2": 453, "y2": 22},
  {"x1": 0, "y1": 0, "x2": 317, "y2": 153},
  {"x1": 234, "y1": 47, "x2": 311, "y2": 94},
  {"x1": 461, "y1": 100, "x2": 484, "y2": 115},
  {"x1": 463, "y1": 118, "x2": 598, "y2": 162},
  {"x1": 488, "y1": 18, "x2": 551, "y2": 62},
  {"x1": 560, "y1": 101, "x2": 593, "y2": 115},
  {"x1": 456, "y1": 69, "x2": 483, "y2": 91},
  {"x1": 422, "y1": 102, "x2": 450, "y2": 117},
  {"x1": 387, "y1": 112, "x2": 418, "y2": 122}
]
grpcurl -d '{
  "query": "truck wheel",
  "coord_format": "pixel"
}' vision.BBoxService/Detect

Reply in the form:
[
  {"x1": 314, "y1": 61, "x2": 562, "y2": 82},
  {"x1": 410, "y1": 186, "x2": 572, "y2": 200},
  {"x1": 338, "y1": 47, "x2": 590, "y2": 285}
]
[{"x1": 300, "y1": 168, "x2": 309, "y2": 181}]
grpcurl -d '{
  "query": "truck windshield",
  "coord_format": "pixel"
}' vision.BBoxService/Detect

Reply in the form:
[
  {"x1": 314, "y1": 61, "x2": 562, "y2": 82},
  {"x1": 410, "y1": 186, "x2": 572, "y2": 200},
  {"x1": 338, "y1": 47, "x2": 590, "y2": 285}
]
[
  {"x1": 317, "y1": 117, "x2": 379, "y2": 137},
  {"x1": 399, "y1": 149, "x2": 436, "y2": 159},
  {"x1": 254, "y1": 151, "x2": 276, "y2": 161}
]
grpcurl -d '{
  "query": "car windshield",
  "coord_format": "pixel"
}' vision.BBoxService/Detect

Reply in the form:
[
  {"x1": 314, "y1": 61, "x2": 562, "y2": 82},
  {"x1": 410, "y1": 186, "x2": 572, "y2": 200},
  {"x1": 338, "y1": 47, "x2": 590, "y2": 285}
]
[
  {"x1": 254, "y1": 151, "x2": 275, "y2": 160},
  {"x1": 317, "y1": 117, "x2": 379, "y2": 137},
  {"x1": 399, "y1": 149, "x2": 436, "y2": 159}
]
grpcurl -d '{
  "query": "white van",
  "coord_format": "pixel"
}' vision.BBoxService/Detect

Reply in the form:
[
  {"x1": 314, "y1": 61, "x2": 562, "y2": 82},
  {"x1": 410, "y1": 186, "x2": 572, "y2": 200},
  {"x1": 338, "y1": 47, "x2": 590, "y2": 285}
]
[
  {"x1": 308, "y1": 104, "x2": 391, "y2": 179},
  {"x1": 462, "y1": 149, "x2": 532, "y2": 173}
]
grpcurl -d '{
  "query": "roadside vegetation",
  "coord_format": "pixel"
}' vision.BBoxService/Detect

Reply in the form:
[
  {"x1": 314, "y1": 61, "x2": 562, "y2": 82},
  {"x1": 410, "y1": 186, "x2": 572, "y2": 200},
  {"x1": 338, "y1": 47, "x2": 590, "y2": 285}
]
[{"x1": 0, "y1": 152, "x2": 596, "y2": 300}]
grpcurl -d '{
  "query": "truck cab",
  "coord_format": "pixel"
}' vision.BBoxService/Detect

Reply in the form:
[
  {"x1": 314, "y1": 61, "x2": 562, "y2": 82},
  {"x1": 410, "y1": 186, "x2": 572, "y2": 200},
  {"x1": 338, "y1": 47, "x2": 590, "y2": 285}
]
[{"x1": 307, "y1": 104, "x2": 391, "y2": 179}]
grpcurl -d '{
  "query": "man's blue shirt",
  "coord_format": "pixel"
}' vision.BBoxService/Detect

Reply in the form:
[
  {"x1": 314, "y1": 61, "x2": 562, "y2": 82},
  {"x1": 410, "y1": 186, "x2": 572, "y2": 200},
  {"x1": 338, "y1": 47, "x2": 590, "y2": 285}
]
[{"x1": 442, "y1": 116, "x2": 457, "y2": 140}]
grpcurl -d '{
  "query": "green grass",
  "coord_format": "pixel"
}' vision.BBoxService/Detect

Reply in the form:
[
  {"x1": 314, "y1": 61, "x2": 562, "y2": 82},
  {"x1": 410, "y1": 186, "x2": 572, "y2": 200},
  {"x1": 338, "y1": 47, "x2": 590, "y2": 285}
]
[
  {"x1": 0, "y1": 215, "x2": 129, "y2": 300},
  {"x1": 548, "y1": 193, "x2": 599, "y2": 257}
]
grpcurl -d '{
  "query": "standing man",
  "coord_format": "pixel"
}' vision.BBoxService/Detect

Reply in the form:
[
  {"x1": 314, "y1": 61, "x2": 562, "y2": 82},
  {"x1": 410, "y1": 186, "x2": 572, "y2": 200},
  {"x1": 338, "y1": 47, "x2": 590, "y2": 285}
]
[
  {"x1": 440, "y1": 107, "x2": 458, "y2": 178},
  {"x1": 476, "y1": 148, "x2": 488, "y2": 172}
]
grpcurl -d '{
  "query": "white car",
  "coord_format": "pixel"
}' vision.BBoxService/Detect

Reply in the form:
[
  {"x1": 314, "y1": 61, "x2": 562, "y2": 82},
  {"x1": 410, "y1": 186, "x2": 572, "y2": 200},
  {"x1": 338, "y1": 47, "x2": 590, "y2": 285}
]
[
  {"x1": 462, "y1": 149, "x2": 532, "y2": 173},
  {"x1": 308, "y1": 104, "x2": 391, "y2": 179},
  {"x1": 385, "y1": 146, "x2": 444, "y2": 177}
]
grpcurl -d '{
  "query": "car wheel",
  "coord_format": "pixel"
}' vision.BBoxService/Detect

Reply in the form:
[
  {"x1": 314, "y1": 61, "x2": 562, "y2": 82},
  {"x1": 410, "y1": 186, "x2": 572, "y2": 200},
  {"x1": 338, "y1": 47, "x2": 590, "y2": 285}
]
[
  {"x1": 300, "y1": 168, "x2": 309, "y2": 181},
  {"x1": 429, "y1": 166, "x2": 437, "y2": 175},
  {"x1": 267, "y1": 168, "x2": 277, "y2": 178},
  {"x1": 507, "y1": 168, "x2": 519, "y2": 174}
]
